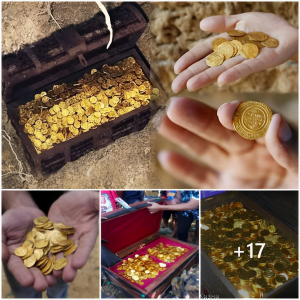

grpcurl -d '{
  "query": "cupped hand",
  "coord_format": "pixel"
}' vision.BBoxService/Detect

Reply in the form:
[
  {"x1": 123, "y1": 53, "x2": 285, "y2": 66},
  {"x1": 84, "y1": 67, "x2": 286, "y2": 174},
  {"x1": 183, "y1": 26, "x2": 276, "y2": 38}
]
[
  {"x1": 2, "y1": 206, "x2": 57, "y2": 292},
  {"x1": 158, "y1": 97, "x2": 298, "y2": 189},
  {"x1": 172, "y1": 12, "x2": 298, "y2": 93},
  {"x1": 47, "y1": 191, "x2": 99, "y2": 282}
]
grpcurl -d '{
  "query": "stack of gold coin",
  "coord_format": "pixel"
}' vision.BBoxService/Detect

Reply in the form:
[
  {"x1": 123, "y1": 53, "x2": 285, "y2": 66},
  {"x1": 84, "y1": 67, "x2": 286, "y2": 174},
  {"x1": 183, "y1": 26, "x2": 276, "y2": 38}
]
[
  {"x1": 14, "y1": 217, "x2": 77, "y2": 275},
  {"x1": 147, "y1": 243, "x2": 188, "y2": 263},
  {"x1": 201, "y1": 201, "x2": 298, "y2": 298},
  {"x1": 18, "y1": 57, "x2": 160, "y2": 154},
  {"x1": 117, "y1": 254, "x2": 166, "y2": 286},
  {"x1": 206, "y1": 30, "x2": 279, "y2": 67}
]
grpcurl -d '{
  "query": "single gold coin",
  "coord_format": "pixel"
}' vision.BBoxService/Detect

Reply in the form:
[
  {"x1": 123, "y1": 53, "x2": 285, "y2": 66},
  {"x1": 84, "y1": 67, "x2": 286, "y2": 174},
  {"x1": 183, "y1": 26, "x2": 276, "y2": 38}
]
[
  {"x1": 233, "y1": 101, "x2": 273, "y2": 140},
  {"x1": 240, "y1": 43, "x2": 259, "y2": 59},
  {"x1": 53, "y1": 258, "x2": 68, "y2": 270},
  {"x1": 215, "y1": 43, "x2": 234, "y2": 60},
  {"x1": 261, "y1": 37, "x2": 279, "y2": 48},
  {"x1": 24, "y1": 254, "x2": 36, "y2": 268},
  {"x1": 212, "y1": 37, "x2": 228, "y2": 51},
  {"x1": 206, "y1": 52, "x2": 225, "y2": 67},
  {"x1": 14, "y1": 246, "x2": 28, "y2": 257},
  {"x1": 268, "y1": 225, "x2": 276, "y2": 233},
  {"x1": 248, "y1": 31, "x2": 268, "y2": 42},
  {"x1": 227, "y1": 30, "x2": 246, "y2": 37}
]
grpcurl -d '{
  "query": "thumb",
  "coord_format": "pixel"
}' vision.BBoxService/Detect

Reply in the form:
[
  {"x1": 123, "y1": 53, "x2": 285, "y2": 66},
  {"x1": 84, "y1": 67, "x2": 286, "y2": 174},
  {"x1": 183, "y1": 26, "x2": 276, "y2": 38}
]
[
  {"x1": 2, "y1": 242, "x2": 9, "y2": 263},
  {"x1": 200, "y1": 14, "x2": 245, "y2": 32},
  {"x1": 265, "y1": 114, "x2": 298, "y2": 174}
]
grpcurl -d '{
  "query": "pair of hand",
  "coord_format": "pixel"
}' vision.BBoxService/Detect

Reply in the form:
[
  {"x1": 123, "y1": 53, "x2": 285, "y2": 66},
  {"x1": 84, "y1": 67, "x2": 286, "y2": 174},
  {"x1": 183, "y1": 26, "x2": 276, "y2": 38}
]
[
  {"x1": 159, "y1": 13, "x2": 298, "y2": 188},
  {"x1": 2, "y1": 191, "x2": 99, "y2": 292}
]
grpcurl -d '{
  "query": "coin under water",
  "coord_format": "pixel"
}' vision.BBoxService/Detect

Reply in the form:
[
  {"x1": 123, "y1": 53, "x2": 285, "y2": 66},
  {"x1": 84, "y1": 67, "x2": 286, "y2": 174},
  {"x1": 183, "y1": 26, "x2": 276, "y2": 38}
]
[{"x1": 233, "y1": 101, "x2": 273, "y2": 140}]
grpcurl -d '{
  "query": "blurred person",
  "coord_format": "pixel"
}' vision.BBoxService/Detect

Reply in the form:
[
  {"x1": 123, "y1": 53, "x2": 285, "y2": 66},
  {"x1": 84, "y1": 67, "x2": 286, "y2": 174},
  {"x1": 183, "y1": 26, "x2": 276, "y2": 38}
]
[
  {"x1": 2, "y1": 191, "x2": 99, "y2": 298},
  {"x1": 147, "y1": 191, "x2": 199, "y2": 244},
  {"x1": 116, "y1": 191, "x2": 145, "y2": 205}
]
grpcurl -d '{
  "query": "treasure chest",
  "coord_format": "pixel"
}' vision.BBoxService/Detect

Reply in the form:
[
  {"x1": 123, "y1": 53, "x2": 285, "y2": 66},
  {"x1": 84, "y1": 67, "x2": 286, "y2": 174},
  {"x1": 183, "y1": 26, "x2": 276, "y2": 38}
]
[
  {"x1": 101, "y1": 198, "x2": 199, "y2": 298},
  {"x1": 201, "y1": 191, "x2": 298, "y2": 298},
  {"x1": 2, "y1": 3, "x2": 166, "y2": 176}
]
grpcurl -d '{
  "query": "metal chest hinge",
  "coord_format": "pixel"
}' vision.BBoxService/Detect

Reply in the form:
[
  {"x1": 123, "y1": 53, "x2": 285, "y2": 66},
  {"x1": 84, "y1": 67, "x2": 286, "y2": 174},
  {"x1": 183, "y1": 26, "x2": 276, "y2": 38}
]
[{"x1": 54, "y1": 28, "x2": 88, "y2": 67}]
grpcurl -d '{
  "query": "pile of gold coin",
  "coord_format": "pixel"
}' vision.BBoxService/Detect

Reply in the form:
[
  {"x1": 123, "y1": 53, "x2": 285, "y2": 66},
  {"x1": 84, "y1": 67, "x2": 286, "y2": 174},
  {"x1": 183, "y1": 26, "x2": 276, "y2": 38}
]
[
  {"x1": 18, "y1": 57, "x2": 160, "y2": 153},
  {"x1": 147, "y1": 242, "x2": 189, "y2": 263},
  {"x1": 14, "y1": 217, "x2": 77, "y2": 275},
  {"x1": 117, "y1": 254, "x2": 167, "y2": 286},
  {"x1": 206, "y1": 30, "x2": 279, "y2": 67},
  {"x1": 201, "y1": 201, "x2": 298, "y2": 298},
  {"x1": 233, "y1": 101, "x2": 273, "y2": 140}
]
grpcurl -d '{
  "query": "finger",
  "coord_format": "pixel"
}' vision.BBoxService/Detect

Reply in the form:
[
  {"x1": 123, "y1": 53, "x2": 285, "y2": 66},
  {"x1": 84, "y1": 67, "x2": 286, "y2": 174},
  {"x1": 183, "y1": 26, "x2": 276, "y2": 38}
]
[
  {"x1": 72, "y1": 231, "x2": 98, "y2": 270},
  {"x1": 31, "y1": 267, "x2": 49, "y2": 292},
  {"x1": 2, "y1": 243, "x2": 9, "y2": 263},
  {"x1": 62, "y1": 256, "x2": 77, "y2": 282},
  {"x1": 174, "y1": 33, "x2": 228, "y2": 74},
  {"x1": 158, "y1": 151, "x2": 218, "y2": 188},
  {"x1": 7, "y1": 255, "x2": 34, "y2": 287},
  {"x1": 200, "y1": 14, "x2": 245, "y2": 32},
  {"x1": 172, "y1": 59, "x2": 209, "y2": 93},
  {"x1": 159, "y1": 115, "x2": 228, "y2": 170},
  {"x1": 217, "y1": 100, "x2": 242, "y2": 130},
  {"x1": 187, "y1": 55, "x2": 245, "y2": 91},
  {"x1": 217, "y1": 48, "x2": 277, "y2": 85},
  {"x1": 167, "y1": 97, "x2": 253, "y2": 153},
  {"x1": 265, "y1": 114, "x2": 298, "y2": 174},
  {"x1": 45, "y1": 274, "x2": 57, "y2": 287}
]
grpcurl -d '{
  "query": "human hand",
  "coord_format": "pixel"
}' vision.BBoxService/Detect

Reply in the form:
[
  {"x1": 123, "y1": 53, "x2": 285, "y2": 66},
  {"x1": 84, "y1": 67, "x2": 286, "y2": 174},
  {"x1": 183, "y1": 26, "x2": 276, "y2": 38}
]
[
  {"x1": 172, "y1": 12, "x2": 298, "y2": 93},
  {"x1": 158, "y1": 97, "x2": 298, "y2": 189},
  {"x1": 147, "y1": 202, "x2": 163, "y2": 214},
  {"x1": 48, "y1": 191, "x2": 99, "y2": 282},
  {"x1": 2, "y1": 206, "x2": 57, "y2": 292}
]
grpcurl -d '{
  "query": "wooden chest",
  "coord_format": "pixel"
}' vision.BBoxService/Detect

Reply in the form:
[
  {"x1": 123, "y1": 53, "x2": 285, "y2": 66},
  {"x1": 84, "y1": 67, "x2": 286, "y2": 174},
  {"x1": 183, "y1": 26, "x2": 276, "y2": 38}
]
[{"x1": 201, "y1": 191, "x2": 298, "y2": 298}]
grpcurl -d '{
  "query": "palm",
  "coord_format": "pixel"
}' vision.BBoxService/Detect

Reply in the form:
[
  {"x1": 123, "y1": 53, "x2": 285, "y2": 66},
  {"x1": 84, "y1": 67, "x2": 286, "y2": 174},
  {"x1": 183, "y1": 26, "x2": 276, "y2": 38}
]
[
  {"x1": 2, "y1": 206, "x2": 54, "y2": 290},
  {"x1": 158, "y1": 97, "x2": 297, "y2": 189},
  {"x1": 172, "y1": 12, "x2": 298, "y2": 92},
  {"x1": 47, "y1": 191, "x2": 99, "y2": 281}
]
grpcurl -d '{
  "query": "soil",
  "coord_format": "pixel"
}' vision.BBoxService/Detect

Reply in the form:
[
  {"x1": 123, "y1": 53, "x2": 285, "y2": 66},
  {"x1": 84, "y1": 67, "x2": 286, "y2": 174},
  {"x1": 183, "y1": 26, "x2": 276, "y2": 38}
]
[
  {"x1": 2, "y1": 236, "x2": 99, "y2": 298},
  {"x1": 1, "y1": 2, "x2": 298, "y2": 189}
]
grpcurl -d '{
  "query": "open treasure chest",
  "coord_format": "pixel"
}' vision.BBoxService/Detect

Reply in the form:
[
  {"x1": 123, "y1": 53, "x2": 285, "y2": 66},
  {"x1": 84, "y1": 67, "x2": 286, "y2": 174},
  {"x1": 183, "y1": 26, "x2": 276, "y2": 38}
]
[
  {"x1": 101, "y1": 199, "x2": 199, "y2": 298},
  {"x1": 201, "y1": 191, "x2": 298, "y2": 298},
  {"x1": 2, "y1": 3, "x2": 166, "y2": 176}
]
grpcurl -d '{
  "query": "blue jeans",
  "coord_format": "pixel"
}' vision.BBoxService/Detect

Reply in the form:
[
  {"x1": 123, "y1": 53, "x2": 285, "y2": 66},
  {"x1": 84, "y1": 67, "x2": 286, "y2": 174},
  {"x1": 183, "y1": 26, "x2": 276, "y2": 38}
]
[{"x1": 3, "y1": 263, "x2": 68, "y2": 298}]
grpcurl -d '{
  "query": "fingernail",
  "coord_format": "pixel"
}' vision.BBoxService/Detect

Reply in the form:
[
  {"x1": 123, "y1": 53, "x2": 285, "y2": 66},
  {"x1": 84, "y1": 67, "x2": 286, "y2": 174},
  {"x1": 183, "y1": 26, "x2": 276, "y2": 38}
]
[
  {"x1": 158, "y1": 151, "x2": 168, "y2": 162},
  {"x1": 217, "y1": 83, "x2": 223, "y2": 87},
  {"x1": 278, "y1": 117, "x2": 292, "y2": 142}
]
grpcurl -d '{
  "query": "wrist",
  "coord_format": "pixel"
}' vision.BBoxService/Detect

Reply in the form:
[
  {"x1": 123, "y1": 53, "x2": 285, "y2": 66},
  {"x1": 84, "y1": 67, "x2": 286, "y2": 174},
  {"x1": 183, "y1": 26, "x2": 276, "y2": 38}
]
[{"x1": 2, "y1": 191, "x2": 38, "y2": 212}]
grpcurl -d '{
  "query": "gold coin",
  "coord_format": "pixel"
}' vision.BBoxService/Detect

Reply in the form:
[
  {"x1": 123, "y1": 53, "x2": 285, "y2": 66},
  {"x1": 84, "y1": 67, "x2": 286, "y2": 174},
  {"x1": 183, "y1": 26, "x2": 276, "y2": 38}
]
[
  {"x1": 230, "y1": 40, "x2": 243, "y2": 55},
  {"x1": 24, "y1": 254, "x2": 36, "y2": 268},
  {"x1": 249, "y1": 41, "x2": 264, "y2": 49},
  {"x1": 233, "y1": 101, "x2": 273, "y2": 140},
  {"x1": 240, "y1": 43, "x2": 259, "y2": 59},
  {"x1": 152, "y1": 88, "x2": 159, "y2": 95},
  {"x1": 247, "y1": 31, "x2": 268, "y2": 42},
  {"x1": 206, "y1": 52, "x2": 224, "y2": 67},
  {"x1": 268, "y1": 225, "x2": 276, "y2": 233},
  {"x1": 261, "y1": 37, "x2": 279, "y2": 48},
  {"x1": 230, "y1": 35, "x2": 250, "y2": 45},
  {"x1": 215, "y1": 43, "x2": 234, "y2": 60},
  {"x1": 227, "y1": 30, "x2": 246, "y2": 37},
  {"x1": 14, "y1": 246, "x2": 28, "y2": 257},
  {"x1": 211, "y1": 37, "x2": 228, "y2": 51},
  {"x1": 53, "y1": 258, "x2": 68, "y2": 270}
]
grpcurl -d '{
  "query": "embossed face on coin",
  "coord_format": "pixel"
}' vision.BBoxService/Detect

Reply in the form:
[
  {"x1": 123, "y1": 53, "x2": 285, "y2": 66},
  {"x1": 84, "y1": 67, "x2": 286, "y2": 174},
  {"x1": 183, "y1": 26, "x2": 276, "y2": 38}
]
[{"x1": 233, "y1": 101, "x2": 273, "y2": 140}]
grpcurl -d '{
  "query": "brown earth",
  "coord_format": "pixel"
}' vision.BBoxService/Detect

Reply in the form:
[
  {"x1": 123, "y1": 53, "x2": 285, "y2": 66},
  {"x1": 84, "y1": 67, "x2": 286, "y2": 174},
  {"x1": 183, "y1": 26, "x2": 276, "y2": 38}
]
[
  {"x1": 2, "y1": 236, "x2": 99, "y2": 298},
  {"x1": 1, "y1": 2, "x2": 298, "y2": 189}
]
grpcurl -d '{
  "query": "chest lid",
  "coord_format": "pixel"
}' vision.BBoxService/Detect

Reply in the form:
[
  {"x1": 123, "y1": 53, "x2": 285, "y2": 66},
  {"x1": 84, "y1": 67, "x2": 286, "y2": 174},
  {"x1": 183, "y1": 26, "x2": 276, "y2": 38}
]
[
  {"x1": 2, "y1": 3, "x2": 148, "y2": 104},
  {"x1": 101, "y1": 198, "x2": 165, "y2": 254}
]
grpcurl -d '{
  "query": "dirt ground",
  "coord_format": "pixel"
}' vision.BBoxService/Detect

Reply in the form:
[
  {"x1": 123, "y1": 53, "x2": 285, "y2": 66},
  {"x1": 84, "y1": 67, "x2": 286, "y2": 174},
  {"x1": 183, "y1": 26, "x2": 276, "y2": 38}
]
[
  {"x1": 101, "y1": 218, "x2": 199, "y2": 298},
  {"x1": 1, "y1": 2, "x2": 298, "y2": 189},
  {"x1": 2, "y1": 236, "x2": 99, "y2": 298}
]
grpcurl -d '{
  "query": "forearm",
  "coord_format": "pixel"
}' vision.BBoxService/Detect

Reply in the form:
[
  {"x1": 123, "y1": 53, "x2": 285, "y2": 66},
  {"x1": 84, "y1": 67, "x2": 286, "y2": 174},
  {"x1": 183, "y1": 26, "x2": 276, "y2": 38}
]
[
  {"x1": 2, "y1": 191, "x2": 38, "y2": 213},
  {"x1": 163, "y1": 199, "x2": 199, "y2": 211}
]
